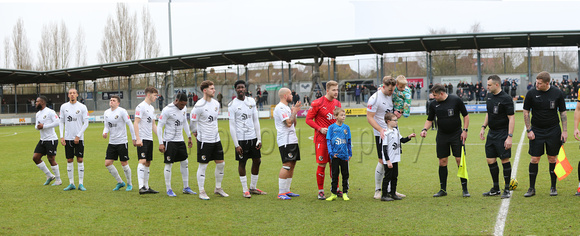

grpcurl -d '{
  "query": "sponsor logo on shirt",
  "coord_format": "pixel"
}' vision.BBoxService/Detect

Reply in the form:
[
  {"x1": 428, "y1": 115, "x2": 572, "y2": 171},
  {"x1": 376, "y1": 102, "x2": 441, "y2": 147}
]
[{"x1": 136, "y1": 111, "x2": 140, "y2": 116}]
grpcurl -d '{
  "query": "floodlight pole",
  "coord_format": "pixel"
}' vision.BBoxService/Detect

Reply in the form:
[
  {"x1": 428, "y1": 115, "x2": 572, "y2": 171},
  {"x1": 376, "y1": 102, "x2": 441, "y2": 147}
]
[{"x1": 168, "y1": 0, "x2": 174, "y2": 101}]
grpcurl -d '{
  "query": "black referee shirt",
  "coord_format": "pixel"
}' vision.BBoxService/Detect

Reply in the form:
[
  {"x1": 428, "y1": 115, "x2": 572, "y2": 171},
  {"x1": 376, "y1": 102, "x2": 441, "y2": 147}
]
[
  {"x1": 523, "y1": 86, "x2": 566, "y2": 129},
  {"x1": 427, "y1": 94, "x2": 468, "y2": 134},
  {"x1": 486, "y1": 91, "x2": 514, "y2": 130}
]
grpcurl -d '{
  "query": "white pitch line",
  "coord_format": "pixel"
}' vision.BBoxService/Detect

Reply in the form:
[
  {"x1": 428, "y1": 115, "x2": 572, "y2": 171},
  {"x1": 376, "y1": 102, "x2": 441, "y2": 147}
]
[{"x1": 494, "y1": 126, "x2": 526, "y2": 236}]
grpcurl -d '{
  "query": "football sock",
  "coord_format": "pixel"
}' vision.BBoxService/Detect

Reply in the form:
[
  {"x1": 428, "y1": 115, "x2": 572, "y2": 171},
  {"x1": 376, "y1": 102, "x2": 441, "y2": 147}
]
[
  {"x1": 180, "y1": 160, "x2": 189, "y2": 188},
  {"x1": 37, "y1": 161, "x2": 53, "y2": 178},
  {"x1": 577, "y1": 161, "x2": 580, "y2": 182},
  {"x1": 164, "y1": 163, "x2": 172, "y2": 191},
  {"x1": 375, "y1": 162, "x2": 384, "y2": 191},
  {"x1": 488, "y1": 162, "x2": 500, "y2": 190},
  {"x1": 144, "y1": 166, "x2": 150, "y2": 189},
  {"x1": 106, "y1": 165, "x2": 123, "y2": 183},
  {"x1": 67, "y1": 162, "x2": 74, "y2": 185},
  {"x1": 77, "y1": 162, "x2": 84, "y2": 185},
  {"x1": 287, "y1": 178, "x2": 293, "y2": 192},
  {"x1": 549, "y1": 162, "x2": 556, "y2": 188},
  {"x1": 51, "y1": 164, "x2": 61, "y2": 182},
  {"x1": 215, "y1": 162, "x2": 225, "y2": 189},
  {"x1": 529, "y1": 162, "x2": 538, "y2": 189},
  {"x1": 137, "y1": 163, "x2": 145, "y2": 189},
  {"x1": 240, "y1": 176, "x2": 248, "y2": 192},
  {"x1": 439, "y1": 166, "x2": 448, "y2": 191},
  {"x1": 250, "y1": 174, "x2": 259, "y2": 190},
  {"x1": 460, "y1": 178, "x2": 468, "y2": 191},
  {"x1": 278, "y1": 178, "x2": 286, "y2": 194},
  {"x1": 197, "y1": 163, "x2": 208, "y2": 191},
  {"x1": 502, "y1": 162, "x2": 512, "y2": 189},
  {"x1": 316, "y1": 165, "x2": 325, "y2": 191},
  {"x1": 122, "y1": 165, "x2": 132, "y2": 186}
]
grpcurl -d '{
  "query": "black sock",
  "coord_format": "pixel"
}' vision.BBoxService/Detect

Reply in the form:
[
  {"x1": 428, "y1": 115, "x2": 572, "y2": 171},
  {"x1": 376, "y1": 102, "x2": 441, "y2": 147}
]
[
  {"x1": 529, "y1": 163, "x2": 538, "y2": 189},
  {"x1": 488, "y1": 162, "x2": 500, "y2": 190},
  {"x1": 502, "y1": 162, "x2": 512, "y2": 189},
  {"x1": 549, "y1": 162, "x2": 557, "y2": 188},
  {"x1": 439, "y1": 166, "x2": 448, "y2": 191},
  {"x1": 460, "y1": 178, "x2": 468, "y2": 191},
  {"x1": 578, "y1": 161, "x2": 580, "y2": 182}
]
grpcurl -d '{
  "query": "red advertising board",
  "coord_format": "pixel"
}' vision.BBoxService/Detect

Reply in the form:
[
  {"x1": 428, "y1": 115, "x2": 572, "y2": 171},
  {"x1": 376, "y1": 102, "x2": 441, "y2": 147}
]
[{"x1": 407, "y1": 78, "x2": 424, "y2": 87}]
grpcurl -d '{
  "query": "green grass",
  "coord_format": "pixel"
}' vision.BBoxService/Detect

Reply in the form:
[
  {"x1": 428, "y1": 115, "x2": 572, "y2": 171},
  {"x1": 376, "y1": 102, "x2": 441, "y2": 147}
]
[{"x1": 1, "y1": 112, "x2": 580, "y2": 235}]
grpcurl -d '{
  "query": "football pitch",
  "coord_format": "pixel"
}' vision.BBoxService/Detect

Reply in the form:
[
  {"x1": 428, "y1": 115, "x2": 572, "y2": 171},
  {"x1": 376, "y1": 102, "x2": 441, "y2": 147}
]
[{"x1": 1, "y1": 112, "x2": 579, "y2": 235}]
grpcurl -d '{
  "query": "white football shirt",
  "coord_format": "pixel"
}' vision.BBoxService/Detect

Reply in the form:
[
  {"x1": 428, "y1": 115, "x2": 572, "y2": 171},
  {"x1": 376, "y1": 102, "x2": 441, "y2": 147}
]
[
  {"x1": 103, "y1": 107, "x2": 136, "y2": 145},
  {"x1": 273, "y1": 102, "x2": 298, "y2": 146},
  {"x1": 36, "y1": 107, "x2": 59, "y2": 141},
  {"x1": 59, "y1": 102, "x2": 89, "y2": 140},
  {"x1": 191, "y1": 98, "x2": 221, "y2": 143},
  {"x1": 134, "y1": 101, "x2": 155, "y2": 141},
  {"x1": 228, "y1": 96, "x2": 260, "y2": 146},
  {"x1": 367, "y1": 90, "x2": 394, "y2": 136},
  {"x1": 382, "y1": 128, "x2": 402, "y2": 164},
  {"x1": 157, "y1": 103, "x2": 191, "y2": 144}
]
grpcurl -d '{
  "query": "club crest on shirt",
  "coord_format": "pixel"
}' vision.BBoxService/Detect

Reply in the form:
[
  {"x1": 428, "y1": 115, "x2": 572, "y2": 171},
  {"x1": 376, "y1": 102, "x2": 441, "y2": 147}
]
[
  {"x1": 344, "y1": 129, "x2": 348, "y2": 134},
  {"x1": 141, "y1": 153, "x2": 145, "y2": 158},
  {"x1": 114, "y1": 115, "x2": 119, "y2": 119},
  {"x1": 447, "y1": 109, "x2": 454, "y2": 116},
  {"x1": 201, "y1": 155, "x2": 207, "y2": 161},
  {"x1": 249, "y1": 105, "x2": 253, "y2": 109},
  {"x1": 167, "y1": 156, "x2": 171, "y2": 161},
  {"x1": 76, "y1": 110, "x2": 80, "y2": 114},
  {"x1": 550, "y1": 101, "x2": 555, "y2": 109},
  {"x1": 43, "y1": 115, "x2": 46, "y2": 119},
  {"x1": 288, "y1": 153, "x2": 294, "y2": 158},
  {"x1": 318, "y1": 156, "x2": 323, "y2": 161},
  {"x1": 215, "y1": 107, "x2": 218, "y2": 112}
]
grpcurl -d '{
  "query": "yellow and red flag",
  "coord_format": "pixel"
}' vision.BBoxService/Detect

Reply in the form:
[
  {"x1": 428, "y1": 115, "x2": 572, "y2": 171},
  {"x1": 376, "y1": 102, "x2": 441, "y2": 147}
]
[
  {"x1": 555, "y1": 146, "x2": 573, "y2": 181},
  {"x1": 457, "y1": 146, "x2": 468, "y2": 180}
]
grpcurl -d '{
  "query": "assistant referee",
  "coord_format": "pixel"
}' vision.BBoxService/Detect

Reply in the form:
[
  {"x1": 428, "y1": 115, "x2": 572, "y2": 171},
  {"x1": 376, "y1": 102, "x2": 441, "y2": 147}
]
[
  {"x1": 523, "y1": 71, "x2": 567, "y2": 197},
  {"x1": 420, "y1": 83, "x2": 470, "y2": 197}
]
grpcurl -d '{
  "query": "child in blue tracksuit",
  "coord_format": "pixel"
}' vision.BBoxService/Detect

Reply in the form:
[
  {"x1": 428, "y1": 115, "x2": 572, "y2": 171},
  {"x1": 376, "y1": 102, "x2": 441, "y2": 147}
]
[{"x1": 326, "y1": 107, "x2": 352, "y2": 201}]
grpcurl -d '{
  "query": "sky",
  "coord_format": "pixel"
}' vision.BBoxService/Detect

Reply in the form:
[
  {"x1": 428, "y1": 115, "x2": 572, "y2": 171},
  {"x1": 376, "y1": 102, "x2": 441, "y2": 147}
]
[{"x1": 1, "y1": 0, "x2": 580, "y2": 69}]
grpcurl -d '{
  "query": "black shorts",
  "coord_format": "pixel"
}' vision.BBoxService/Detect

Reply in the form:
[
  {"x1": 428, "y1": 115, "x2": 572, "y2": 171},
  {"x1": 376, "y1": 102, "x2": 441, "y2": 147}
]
[
  {"x1": 485, "y1": 129, "x2": 511, "y2": 159},
  {"x1": 235, "y1": 139, "x2": 262, "y2": 161},
  {"x1": 106, "y1": 143, "x2": 130, "y2": 162},
  {"x1": 436, "y1": 130, "x2": 462, "y2": 158},
  {"x1": 279, "y1": 144, "x2": 301, "y2": 163},
  {"x1": 137, "y1": 140, "x2": 154, "y2": 161},
  {"x1": 34, "y1": 140, "x2": 58, "y2": 156},
  {"x1": 375, "y1": 136, "x2": 383, "y2": 159},
  {"x1": 528, "y1": 126, "x2": 562, "y2": 157},
  {"x1": 164, "y1": 141, "x2": 188, "y2": 163},
  {"x1": 197, "y1": 141, "x2": 224, "y2": 163},
  {"x1": 65, "y1": 140, "x2": 84, "y2": 159}
]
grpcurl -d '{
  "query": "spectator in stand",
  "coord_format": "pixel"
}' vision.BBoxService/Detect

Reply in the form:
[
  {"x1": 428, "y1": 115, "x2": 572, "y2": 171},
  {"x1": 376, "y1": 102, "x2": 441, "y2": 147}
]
[
  {"x1": 410, "y1": 84, "x2": 416, "y2": 99},
  {"x1": 429, "y1": 82, "x2": 433, "y2": 91},
  {"x1": 448, "y1": 83, "x2": 453, "y2": 95},
  {"x1": 527, "y1": 82, "x2": 533, "y2": 91},
  {"x1": 363, "y1": 86, "x2": 370, "y2": 102},
  {"x1": 193, "y1": 93, "x2": 199, "y2": 106},
  {"x1": 316, "y1": 90, "x2": 323, "y2": 99},
  {"x1": 303, "y1": 95, "x2": 310, "y2": 106},
  {"x1": 187, "y1": 92, "x2": 193, "y2": 107},
  {"x1": 502, "y1": 79, "x2": 510, "y2": 94},
  {"x1": 355, "y1": 85, "x2": 361, "y2": 104},
  {"x1": 480, "y1": 88, "x2": 487, "y2": 102},
  {"x1": 217, "y1": 92, "x2": 223, "y2": 108},
  {"x1": 416, "y1": 82, "x2": 422, "y2": 99},
  {"x1": 157, "y1": 94, "x2": 164, "y2": 111},
  {"x1": 263, "y1": 90, "x2": 269, "y2": 105},
  {"x1": 510, "y1": 81, "x2": 518, "y2": 98}
]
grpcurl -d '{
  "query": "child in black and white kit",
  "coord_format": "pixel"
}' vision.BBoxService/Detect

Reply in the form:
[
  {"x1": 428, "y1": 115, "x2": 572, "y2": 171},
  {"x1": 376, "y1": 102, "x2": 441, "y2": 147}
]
[{"x1": 381, "y1": 112, "x2": 415, "y2": 201}]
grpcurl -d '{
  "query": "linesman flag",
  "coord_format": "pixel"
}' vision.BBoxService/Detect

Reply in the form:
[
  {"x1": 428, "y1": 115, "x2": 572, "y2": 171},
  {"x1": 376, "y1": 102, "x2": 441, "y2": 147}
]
[
  {"x1": 457, "y1": 146, "x2": 468, "y2": 180},
  {"x1": 555, "y1": 146, "x2": 573, "y2": 181}
]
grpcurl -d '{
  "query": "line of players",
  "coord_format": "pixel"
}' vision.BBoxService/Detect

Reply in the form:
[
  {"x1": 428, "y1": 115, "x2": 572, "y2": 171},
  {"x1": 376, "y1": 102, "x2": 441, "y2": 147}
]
[{"x1": 32, "y1": 70, "x2": 580, "y2": 199}]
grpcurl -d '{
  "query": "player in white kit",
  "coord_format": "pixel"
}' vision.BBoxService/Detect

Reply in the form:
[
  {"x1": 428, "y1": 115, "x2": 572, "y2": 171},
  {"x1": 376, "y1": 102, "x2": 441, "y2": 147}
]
[
  {"x1": 157, "y1": 93, "x2": 195, "y2": 197},
  {"x1": 102, "y1": 95, "x2": 137, "y2": 191},
  {"x1": 134, "y1": 86, "x2": 160, "y2": 194},
  {"x1": 59, "y1": 88, "x2": 89, "y2": 191},
  {"x1": 191, "y1": 80, "x2": 229, "y2": 200},
  {"x1": 32, "y1": 95, "x2": 62, "y2": 186}
]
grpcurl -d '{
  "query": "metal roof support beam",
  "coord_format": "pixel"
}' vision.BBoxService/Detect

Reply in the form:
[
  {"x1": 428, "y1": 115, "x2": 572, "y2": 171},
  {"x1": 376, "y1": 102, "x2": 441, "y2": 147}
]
[
  {"x1": 367, "y1": 41, "x2": 381, "y2": 54},
  {"x1": 316, "y1": 45, "x2": 329, "y2": 57},
  {"x1": 177, "y1": 59, "x2": 195, "y2": 69},
  {"x1": 222, "y1": 53, "x2": 239, "y2": 65},
  {"x1": 473, "y1": 36, "x2": 480, "y2": 51},
  {"x1": 578, "y1": 46, "x2": 580, "y2": 82},
  {"x1": 477, "y1": 50, "x2": 482, "y2": 83},
  {"x1": 527, "y1": 47, "x2": 532, "y2": 83},
  {"x1": 138, "y1": 62, "x2": 161, "y2": 72},
  {"x1": 269, "y1": 49, "x2": 287, "y2": 62},
  {"x1": 420, "y1": 38, "x2": 430, "y2": 52},
  {"x1": 100, "y1": 67, "x2": 128, "y2": 77}
]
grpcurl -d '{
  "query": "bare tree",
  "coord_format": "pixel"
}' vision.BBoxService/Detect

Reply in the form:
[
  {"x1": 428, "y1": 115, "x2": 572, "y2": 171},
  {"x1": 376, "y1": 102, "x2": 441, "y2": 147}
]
[
  {"x1": 142, "y1": 6, "x2": 160, "y2": 59},
  {"x1": 73, "y1": 25, "x2": 87, "y2": 67},
  {"x1": 37, "y1": 21, "x2": 71, "y2": 70},
  {"x1": 98, "y1": 3, "x2": 140, "y2": 63},
  {"x1": 57, "y1": 21, "x2": 70, "y2": 69},
  {"x1": 3, "y1": 37, "x2": 10, "y2": 68},
  {"x1": 11, "y1": 18, "x2": 33, "y2": 70}
]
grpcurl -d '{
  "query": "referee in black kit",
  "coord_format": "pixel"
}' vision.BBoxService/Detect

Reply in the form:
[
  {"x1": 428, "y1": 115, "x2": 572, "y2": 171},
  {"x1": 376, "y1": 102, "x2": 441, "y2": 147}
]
[
  {"x1": 420, "y1": 83, "x2": 470, "y2": 197},
  {"x1": 523, "y1": 71, "x2": 567, "y2": 197},
  {"x1": 479, "y1": 75, "x2": 515, "y2": 199}
]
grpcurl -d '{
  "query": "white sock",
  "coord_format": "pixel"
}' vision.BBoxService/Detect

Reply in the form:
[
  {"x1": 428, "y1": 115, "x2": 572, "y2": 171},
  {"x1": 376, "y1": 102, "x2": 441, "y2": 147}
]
[
  {"x1": 78, "y1": 162, "x2": 84, "y2": 185},
  {"x1": 164, "y1": 163, "x2": 173, "y2": 191},
  {"x1": 137, "y1": 163, "x2": 145, "y2": 189},
  {"x1": 278, "y1": 178, "x2": 286, "y2": 194},
  {"x1": 180, "y1": 160, "x2": 189, "y2": 188},
  {"x1": 67, "y1": 162, "x2": 74, "y2": 185},
  {"x1": 375, "y1": 162, "x2": 384, "y2": 191},
  {"x1": 578, "y1": 182, "x2": 580, "y2": 188},
  {"x1": 106, "y1": 165, "x2": 123, "y2": 183},
  {"x1": 37, "y1": 161, "x2": 53, "y2": 178},
  {"x1": 240, "y1": 176, "x2": 248, "y2": 192},
  {"x1": 287, "y1": 178, "x2": 293, "y2": 192},
  {"x1": 51, "y1": 164, "x2": 61, "y2": 182},
  {"x1": 250, "y1": 174, "x2": 259, "y2": 190},
  {"x1": 197, "y1": 163, "x2": 208, "y2": 192},
  {"x1": 144, "y1": 166, "x2": 150, "y2": 189},
  {"x1": 122, "y1": 165, "x2": 132, "y2": 186},
  {"x1": 215, "y1": 162, "x2": 225, "y2": 189}
]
